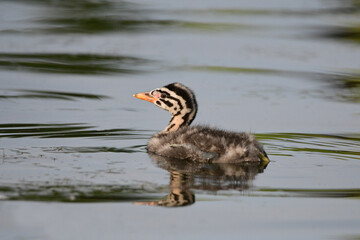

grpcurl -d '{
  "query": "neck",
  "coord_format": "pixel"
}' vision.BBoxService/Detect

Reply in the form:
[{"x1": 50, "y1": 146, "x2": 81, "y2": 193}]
[{"x1": 163, "y1": 107, "x2": 197, "y2": 132}]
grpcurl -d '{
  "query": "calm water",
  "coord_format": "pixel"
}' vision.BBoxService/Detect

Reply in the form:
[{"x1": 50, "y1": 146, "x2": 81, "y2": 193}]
[{"x1": 1, "y1": 0, "x2": 360, "y2": 239}]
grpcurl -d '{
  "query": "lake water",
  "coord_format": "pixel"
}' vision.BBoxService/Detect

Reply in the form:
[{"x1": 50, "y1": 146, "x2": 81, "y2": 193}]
[{"x1": 0, "y1": 0, "x2": 360, "y2": 239}]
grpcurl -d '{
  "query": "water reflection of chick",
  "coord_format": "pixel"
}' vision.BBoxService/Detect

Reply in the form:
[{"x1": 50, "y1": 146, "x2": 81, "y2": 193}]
[
  {"x1": 134, "y1": 153, "x2": 268, "y2": 207},
  {"x1": 135, "y1": 171, "x2": 195, "y2": 207}
]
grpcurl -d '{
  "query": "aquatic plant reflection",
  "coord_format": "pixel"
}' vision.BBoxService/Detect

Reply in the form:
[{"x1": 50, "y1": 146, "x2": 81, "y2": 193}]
[{"x1": 134, "y1": 153, "x2": 268, "y2": 207}]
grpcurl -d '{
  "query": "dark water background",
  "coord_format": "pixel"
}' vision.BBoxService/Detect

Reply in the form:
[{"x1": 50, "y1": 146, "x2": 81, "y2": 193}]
[{"x1": 0, "y1": 0, "x2": 360, "y2": 239}]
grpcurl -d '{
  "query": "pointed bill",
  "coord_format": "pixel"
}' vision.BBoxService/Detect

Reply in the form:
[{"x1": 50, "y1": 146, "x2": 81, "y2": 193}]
[{"x1": 133, "y1": 92, "x2": 156, "y2": 103}]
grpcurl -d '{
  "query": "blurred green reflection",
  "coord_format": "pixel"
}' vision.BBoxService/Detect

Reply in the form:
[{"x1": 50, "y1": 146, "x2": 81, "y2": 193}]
[{"x1": 0, "y1": 53, "x2": 151, "y2": 74}]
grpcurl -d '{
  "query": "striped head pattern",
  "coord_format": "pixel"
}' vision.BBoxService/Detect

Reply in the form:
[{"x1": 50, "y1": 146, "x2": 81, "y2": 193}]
[{"x1": 134, "y1": 82, "x2": 198, "y2": 132}]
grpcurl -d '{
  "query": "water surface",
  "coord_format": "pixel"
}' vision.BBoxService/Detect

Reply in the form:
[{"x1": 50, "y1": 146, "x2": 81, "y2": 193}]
[{"x1": 1, "y1": 0, "x2": 360, "y2": 239}]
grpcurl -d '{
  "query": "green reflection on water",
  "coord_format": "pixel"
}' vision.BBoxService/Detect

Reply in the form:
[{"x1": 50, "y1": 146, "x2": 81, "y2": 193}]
[
  {"x1": 45, "y1": 145, "x2": 146, "y2": 154},
  {"x1": 3, "y1": 0, "x2": 359, "y2": 36},
  {"x1": 39, "y1": 18, "x2": 175, "y2": 34},
  {"x1": 0, "y1": 123, "x2": 151, "y2": 139},
  {"x1": 256, "y1": 132, "x2": 360, "y2": 160},
  {"x1": 25, "y1": 18, "x2": 246, "y2": 34},
  {"x1": 0, "y1": 53, "x2": 151, "y2": 74},
  {"x1": 320, "y1": 25, "x2": 360, "y2": 44},
  {"x1": 333, "y1": 73, "x2": 360, "y2": 103},
  {"x1": 257, "y1": 188, "x2": 360, "y2": 199},
  {"x1": 199, "y1": 6, "x2": 360, "y2": 16},
  {"x1": 0, "y1": 184, "x2": 166, "y2": 203},
  {"x1": 3, "y1": 0, "x2": 249, "y2": 34},
  {"x1": 1, "y1": 184, "x2": 359, "y2": 203},
  {"x1": 256, "y1": 132, "x2": 360, "y2": 142},
  {"x1": 6, "y1": 0, "x2": 116, "y2": 8},
  {"x1": 0, "y1": 89, "x2": 109, "y2": 101}
]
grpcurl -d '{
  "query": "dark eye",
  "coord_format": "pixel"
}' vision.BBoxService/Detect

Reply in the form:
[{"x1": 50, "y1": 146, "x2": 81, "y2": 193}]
[{"x1": 161, "y1": 93, "x2": 167, "y2": 98}]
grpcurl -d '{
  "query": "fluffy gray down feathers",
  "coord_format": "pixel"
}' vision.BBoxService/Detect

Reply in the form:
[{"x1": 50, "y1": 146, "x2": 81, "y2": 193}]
[{"x1": 147, "y1": 125, "x2": 266, "y2": 163}]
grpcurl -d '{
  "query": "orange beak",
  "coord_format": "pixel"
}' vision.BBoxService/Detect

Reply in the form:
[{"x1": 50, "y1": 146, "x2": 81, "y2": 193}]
[{"x1": 133, "y1": 92, "x2": 156, "y2": 103}]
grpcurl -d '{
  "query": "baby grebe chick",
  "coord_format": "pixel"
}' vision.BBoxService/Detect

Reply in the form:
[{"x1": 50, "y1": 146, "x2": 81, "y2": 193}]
[{"x1": 134, "y1": 82, "x2": 269, "y2": 163}]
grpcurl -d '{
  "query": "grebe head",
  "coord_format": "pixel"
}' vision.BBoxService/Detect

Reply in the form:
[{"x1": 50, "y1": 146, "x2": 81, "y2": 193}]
[{"x1": 134, "y1": 82, "x2": 197, "y2": 132}]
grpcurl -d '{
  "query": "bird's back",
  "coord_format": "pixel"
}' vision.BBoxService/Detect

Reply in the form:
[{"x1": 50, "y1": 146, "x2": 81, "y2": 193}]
[{"x1": 147, "y1": 125, "x2": 268, "y2": 163}]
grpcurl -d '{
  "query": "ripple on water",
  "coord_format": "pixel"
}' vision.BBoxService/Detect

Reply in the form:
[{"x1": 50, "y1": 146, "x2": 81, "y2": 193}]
[
  {"x1": 0, "y1": 159, "x2": 359, "y2": 204},
  {"x1": 43, "y1": 145, "x2": 146, "y2": 154},
  {"x1": 0, "y1": 123, "x2": 152, "y2": 139},
  {"x1": 0, "y1": 128, "x2": 359, "y2": 204},
  {"x1": 257, "y1": 132, "x2": 360, "y2": 161},
  {"x1": 185, "y1": 65, "x2": 360, "y2": 103},
  {"x1": 0, "y1": 53, "x2": 153, "y2": 74},
  {"x1": 0, "y1": 89, "x2": 109, "y2": 101}
]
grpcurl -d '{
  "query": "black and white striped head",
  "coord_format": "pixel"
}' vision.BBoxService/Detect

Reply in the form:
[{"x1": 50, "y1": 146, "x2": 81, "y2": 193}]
[{"x1": 134, "y1": 82, "x2": 198, "y2": 131}]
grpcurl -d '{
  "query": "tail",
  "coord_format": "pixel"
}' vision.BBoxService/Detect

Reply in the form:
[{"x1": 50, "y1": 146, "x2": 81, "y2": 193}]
[{"x1": 259, "y1": 149, "x2": 270, "y2": 164}]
